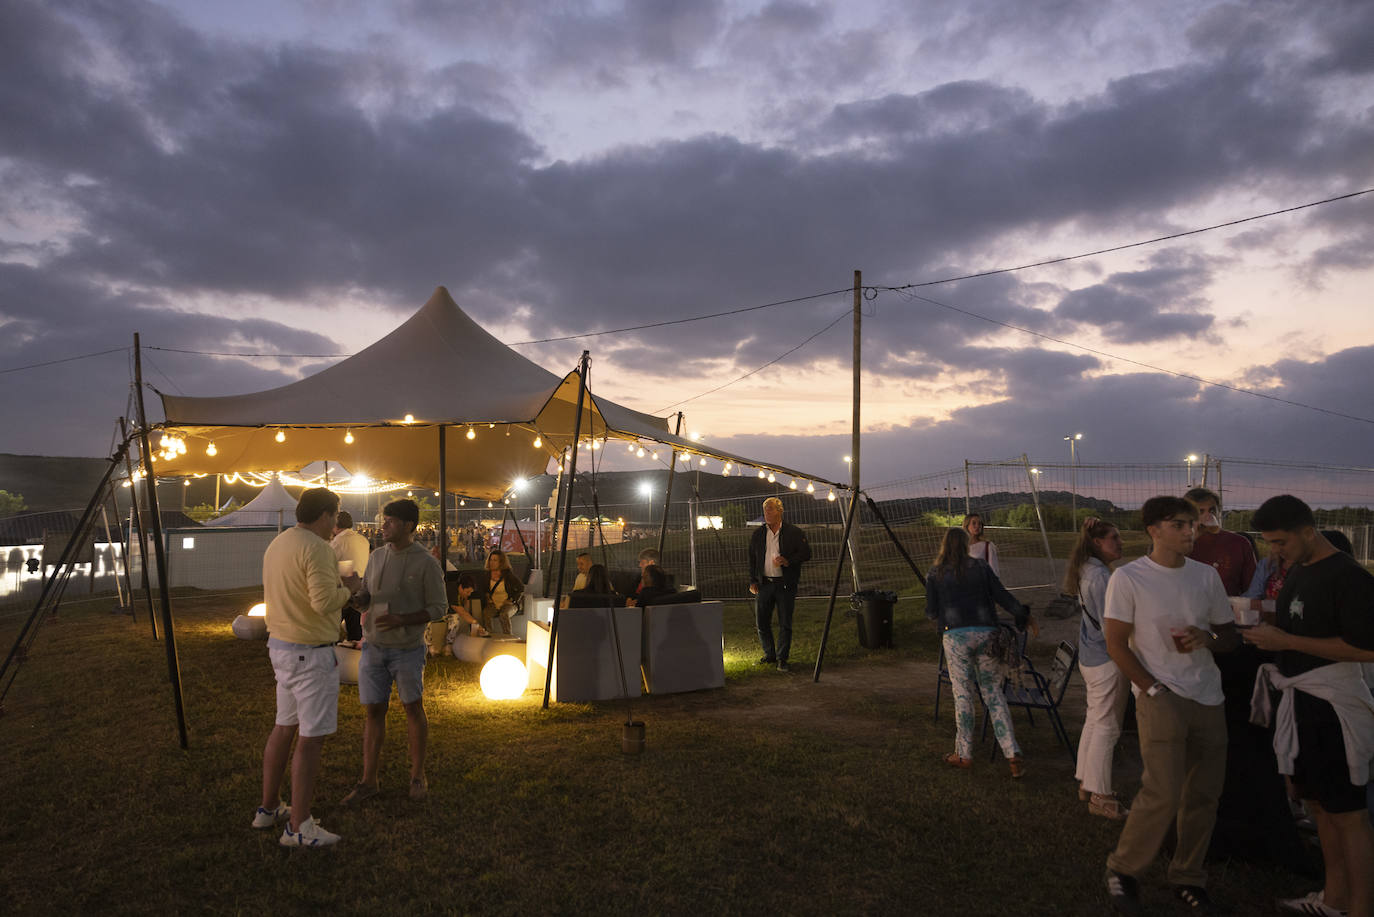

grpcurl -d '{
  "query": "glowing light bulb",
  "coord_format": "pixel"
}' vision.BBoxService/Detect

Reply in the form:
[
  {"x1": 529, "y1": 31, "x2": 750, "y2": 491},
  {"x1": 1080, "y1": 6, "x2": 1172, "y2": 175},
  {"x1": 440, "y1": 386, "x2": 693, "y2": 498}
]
[
  {"x1": 404, "y1": 414, "x2": 415, "y2": 424},
  {"x1": 487, "y1": 501, "x2": 493, "y2": 509},
  {"x1": 806, "y1": 482, "x2": 815, "y2": 493},
  {"x1": 466, "y1": 426, "x2": 476, "y2": 440},
  {"x1": 699, "y1": 457, "x2": 706, "y2": 466},
  {"x1": 460, "y1": 499, "x2": 466, "y2": 507},
  {"x1": 628, "y1": 443, "x2": 636, "y2": 452},
  {"x1": 206, "y1": 442, "x2": 217, "y2": 457},
  {"x1": 488, "y1": 423, "x2": 495, "y2": 429},
  {"x1": 533, "y1": 435, "x2": 542, "y2": 448},
  {"x1": 757, "y1": 470, "x2": 765, "y2": 479},
  {"x1": 789, "y1": 480, "x2": 797, "y2": 490},
  {"x1": 827, "y1": 491, "x2": 836, "y2": 501},
  {"x1": 344, "y1": 430, "x2": 354, "y2": 444},
  {"x1": 767, "y1": 473, "x2": 775, "y2": 483},
  {"x1": 274, "y1": 429, "x2": 285, "y2": 443},
  {"x1": 636, "y1": 447, "x2": 645, "y2": 457},
  {"x1": 651, "y1": 451, "x2": 658, "y2": 460}
]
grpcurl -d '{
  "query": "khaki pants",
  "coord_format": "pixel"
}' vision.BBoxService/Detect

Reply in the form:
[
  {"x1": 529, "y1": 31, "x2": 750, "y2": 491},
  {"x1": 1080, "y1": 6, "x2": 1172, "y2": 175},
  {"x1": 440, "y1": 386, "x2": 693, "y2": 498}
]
[{"x1": 1107, "y1": 691, "x2": 1227, "y2": 887}]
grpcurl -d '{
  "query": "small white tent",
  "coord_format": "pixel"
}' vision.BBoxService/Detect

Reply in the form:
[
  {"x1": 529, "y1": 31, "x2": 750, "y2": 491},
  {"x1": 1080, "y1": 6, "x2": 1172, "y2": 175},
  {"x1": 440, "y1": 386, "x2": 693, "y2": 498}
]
[{"x1": 202, "y1": 475, "x2": 297, "y2": 527}]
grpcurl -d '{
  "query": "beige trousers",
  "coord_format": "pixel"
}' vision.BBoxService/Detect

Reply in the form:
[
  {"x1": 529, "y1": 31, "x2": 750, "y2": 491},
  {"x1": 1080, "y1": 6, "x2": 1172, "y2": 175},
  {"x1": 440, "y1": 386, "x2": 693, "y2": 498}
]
[{"x1": 1106, "y1": 690, "x2": 1227, "y2": 887}]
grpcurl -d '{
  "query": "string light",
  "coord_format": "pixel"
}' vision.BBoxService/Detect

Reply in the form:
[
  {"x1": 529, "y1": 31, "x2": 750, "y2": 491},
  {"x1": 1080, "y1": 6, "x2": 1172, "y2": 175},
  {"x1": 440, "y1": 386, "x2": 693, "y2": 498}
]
[
  {"x1": 827, "y1": 490, "x2": 836, "y2": 501},
  {"x1": 488, "y1": 423, "x2": 495, "y2": 429},
  {"x1": 487, "y1": 502, "x2": 494, "y2": 508},
  {"x1": 533, "y1": 435, "x2": 542, "y2": 448},
  {"x1": 699, "y1": 457, "x2": 706, "y2": 466},
  {"x1": 767, "y1": 473, "x2": 775, "y2": 483},
  {"x1": 466, "y1": 426, "x2": 475, "y2": 440},
  {"x1": 205, "y1": 442, "x2": 217, "y2": 457},
  {"x1": 806, "y1": 482, "x2": 815, "y2": 493},
  {"x1": 404, "y1": 414, "x2": 415, "y2": 424},
  {"x1": 460, "y1": 499, "x2": 466, "y2": 507},
  {"x1": 757, "y1": 470, "x2": 766, "y2": 479},
  {"x1": 636, "y1": 447, "x2": 645, "y2": 457},
  {"x1": 789, "y1": 480, "x2": 797, "y2": 490},
  {"x1": 651, "y1": 451, "x2": 659, "y2": 460},
  {"x1": 344, "y1": 429, "x2": 354, "y2": 444},
  {"x1": 274, "y1": 429, "x2": 286, "y2": 443}
]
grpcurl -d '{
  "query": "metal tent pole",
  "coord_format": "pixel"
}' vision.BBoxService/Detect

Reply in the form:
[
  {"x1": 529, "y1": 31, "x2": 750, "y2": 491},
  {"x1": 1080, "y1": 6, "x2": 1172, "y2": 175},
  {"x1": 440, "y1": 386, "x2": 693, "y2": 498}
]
[{"x1": 543, "y1": 352, "x2": 591, "y2": 709}]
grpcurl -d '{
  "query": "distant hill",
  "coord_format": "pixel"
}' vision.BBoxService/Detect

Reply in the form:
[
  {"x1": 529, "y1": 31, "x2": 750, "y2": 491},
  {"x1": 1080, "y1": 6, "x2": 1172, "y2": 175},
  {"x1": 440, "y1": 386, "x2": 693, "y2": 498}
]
[{"x1": 0, "y1": 453, "x2": 115, "y2": 514}]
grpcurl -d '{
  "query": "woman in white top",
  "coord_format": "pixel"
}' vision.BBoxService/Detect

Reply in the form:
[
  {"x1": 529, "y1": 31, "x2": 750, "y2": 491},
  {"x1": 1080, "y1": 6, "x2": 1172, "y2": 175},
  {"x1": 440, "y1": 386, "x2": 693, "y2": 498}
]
[
  {"x1": 963, "y1": 513, "x2": 999, "y2": 575},
  {"x1": 1064, "y1": 516, "x2": 1129, "y2": 820}
]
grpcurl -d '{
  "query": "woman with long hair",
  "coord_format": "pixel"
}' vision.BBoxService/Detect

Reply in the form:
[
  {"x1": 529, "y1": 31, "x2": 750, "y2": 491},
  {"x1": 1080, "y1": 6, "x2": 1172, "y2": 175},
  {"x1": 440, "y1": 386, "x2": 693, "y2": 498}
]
[
  {"x1": 963, "y1": 512, "x2": 999, "y2": 575},
  {"x1": 480, "y1": 549, "x2": 524, "y2": 634},
  {"x1": 926, "y1": 526, "x2": 1037, "y2": 776},
  {"x1": 1063, "y1": 516, "x2": 1129, "y2": 819}
]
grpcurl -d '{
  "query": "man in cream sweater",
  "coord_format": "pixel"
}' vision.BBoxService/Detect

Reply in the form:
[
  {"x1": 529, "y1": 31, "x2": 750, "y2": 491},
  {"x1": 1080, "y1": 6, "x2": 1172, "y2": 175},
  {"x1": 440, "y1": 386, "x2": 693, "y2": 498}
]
[{"x1": 254, "y1": 487, "x2": 360, "y2": 848}]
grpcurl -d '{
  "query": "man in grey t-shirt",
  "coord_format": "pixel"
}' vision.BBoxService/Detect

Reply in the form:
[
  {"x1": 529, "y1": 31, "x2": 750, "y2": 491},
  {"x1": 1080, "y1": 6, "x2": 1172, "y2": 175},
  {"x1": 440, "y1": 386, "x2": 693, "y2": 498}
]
[{"x1": 341, "y1": 499, "x2": 445, "y2": 804}]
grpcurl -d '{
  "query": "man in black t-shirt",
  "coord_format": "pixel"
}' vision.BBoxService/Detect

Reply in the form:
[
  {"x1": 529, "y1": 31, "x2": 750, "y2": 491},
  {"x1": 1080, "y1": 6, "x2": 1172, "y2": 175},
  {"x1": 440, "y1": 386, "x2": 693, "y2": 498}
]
[{"x1": 1244, "y1": 495, "x2": 1374, "y2": 917}]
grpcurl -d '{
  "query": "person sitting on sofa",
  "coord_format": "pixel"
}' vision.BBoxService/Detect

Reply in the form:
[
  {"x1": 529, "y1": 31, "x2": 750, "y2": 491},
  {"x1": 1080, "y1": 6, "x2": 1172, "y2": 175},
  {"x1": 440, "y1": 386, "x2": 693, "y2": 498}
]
[
  {"x1": 479, "y1": 549, "x2": 524, "y2": 634},
  {"x1": 561, "y1": 563, "x2": 622, "y2": 608},
  {"x1": 448, "y1": 572, "x2": 489, "y2": 638},
  {"x1": 626, "y1": 564, "x2": 675, "y2": 608}
]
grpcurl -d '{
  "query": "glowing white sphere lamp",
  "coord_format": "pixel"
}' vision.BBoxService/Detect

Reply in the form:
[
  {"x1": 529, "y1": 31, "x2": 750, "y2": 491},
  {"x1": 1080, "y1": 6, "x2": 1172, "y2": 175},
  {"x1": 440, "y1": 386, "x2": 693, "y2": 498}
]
[{"x1": 479, "y1": 655, "x2": 527, "y2": 700}]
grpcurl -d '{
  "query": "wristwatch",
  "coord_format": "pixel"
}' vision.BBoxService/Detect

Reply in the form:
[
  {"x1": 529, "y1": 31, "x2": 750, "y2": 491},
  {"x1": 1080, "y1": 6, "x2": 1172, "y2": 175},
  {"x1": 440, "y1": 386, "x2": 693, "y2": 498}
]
[{"x1": 1146, "y1": 681, "x2": 1169, "y2": 697}]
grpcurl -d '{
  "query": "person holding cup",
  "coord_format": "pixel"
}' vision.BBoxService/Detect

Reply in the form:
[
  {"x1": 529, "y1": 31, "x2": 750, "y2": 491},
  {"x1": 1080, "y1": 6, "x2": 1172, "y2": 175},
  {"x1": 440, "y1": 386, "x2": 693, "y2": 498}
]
[
  {"x1": 331, "y1": 511, "x2": 371, "y2": 645},
  {"x1": 1103, "y1": 496, "x2": 1240, "y2": 915}
]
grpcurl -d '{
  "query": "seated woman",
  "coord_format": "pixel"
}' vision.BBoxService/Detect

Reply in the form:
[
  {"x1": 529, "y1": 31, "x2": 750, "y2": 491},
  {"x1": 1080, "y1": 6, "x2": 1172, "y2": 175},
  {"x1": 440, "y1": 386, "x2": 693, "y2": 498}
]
[
  {"x1": 479, "y1": 549, "x2": 524, "y2": 634},
  {"x1": 448, "y1": 572, "x2": 489, "y2": 639},
  {"x1": 561, "y1": 563, "x2": 622, "y2": 608},
  {"x1": 626, "y1": 564, "x2": 675, "y2": 608}
]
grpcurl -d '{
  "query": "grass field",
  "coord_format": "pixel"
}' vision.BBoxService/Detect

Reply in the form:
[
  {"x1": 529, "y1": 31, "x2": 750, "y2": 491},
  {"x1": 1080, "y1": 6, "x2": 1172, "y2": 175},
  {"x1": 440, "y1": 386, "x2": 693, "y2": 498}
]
[{"x1": 0, "y1": 588, "x2": 1317, "y2": 916}]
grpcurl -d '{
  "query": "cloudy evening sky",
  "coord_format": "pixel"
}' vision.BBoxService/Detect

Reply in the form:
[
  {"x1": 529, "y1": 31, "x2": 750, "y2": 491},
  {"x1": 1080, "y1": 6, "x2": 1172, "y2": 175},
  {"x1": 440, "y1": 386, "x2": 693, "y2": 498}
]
[{"x1": 2, "y1": 0, "x2": 1372, "y2": 487}]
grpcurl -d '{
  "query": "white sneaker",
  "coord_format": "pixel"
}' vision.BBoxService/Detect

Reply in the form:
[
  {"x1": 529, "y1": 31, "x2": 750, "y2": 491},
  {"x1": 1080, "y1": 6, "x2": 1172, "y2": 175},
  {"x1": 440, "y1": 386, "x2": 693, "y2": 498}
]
[
  {"x1": 279, "y1": 816, "x2": 340, "y2": 848},
  {"x1": 251, "y1": 802, "x2": 289, "y2": 829},
  {"x1": 1279, "y1": 890, "x2": 1346, "y2": 916},
  {"x1": 472, "y1": 625, "x2": 490, "y2": 637}
]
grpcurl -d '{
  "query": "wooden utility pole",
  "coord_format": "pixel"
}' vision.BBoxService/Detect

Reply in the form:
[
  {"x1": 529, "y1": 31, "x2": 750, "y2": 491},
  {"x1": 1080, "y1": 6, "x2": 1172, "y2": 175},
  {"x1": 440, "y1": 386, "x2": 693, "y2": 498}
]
[{"x1": 847, "y1": 270, "x2": 862, "y2": 591}]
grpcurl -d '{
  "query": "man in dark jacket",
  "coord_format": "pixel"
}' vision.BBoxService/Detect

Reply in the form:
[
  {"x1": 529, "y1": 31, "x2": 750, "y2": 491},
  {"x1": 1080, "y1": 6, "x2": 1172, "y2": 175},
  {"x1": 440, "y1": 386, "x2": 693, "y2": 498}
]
[{"x1": 749, "y1": 497, "x2": 811, "y2": 672}]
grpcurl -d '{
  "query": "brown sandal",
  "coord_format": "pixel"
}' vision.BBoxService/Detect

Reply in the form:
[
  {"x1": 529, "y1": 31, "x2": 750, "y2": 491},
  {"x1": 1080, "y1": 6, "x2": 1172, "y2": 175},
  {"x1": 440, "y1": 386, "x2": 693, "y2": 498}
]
[
  {"x1": 1089, "y1": 793, "x2": 1129, "y2": 820},
  {"x1": 1008, "y1": 756, "x2": 1025, "y2": 778},
  {"x1": 943, "y1": 753, "x2": 972, "y2": 769}
]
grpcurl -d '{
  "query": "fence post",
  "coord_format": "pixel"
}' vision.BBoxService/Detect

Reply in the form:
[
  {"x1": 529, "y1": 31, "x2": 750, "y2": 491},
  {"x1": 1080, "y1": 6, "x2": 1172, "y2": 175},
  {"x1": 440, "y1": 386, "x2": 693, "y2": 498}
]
[
  {"x1": 1022, "y1": 455, "x2": 1057, "y2": 587},
  {"x1": 688, "y1": 496, "x2": 697, "y2": 587},
  {"x1": 964, "y1": 460, "x2": 971, "y2": 517}
]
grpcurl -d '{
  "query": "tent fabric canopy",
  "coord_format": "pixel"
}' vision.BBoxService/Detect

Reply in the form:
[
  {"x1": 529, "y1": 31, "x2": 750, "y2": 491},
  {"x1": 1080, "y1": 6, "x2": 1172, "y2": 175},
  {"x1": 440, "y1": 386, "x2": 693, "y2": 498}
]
[{"x1": 154, "y1": 287, "x2": 841, "y2": 499}]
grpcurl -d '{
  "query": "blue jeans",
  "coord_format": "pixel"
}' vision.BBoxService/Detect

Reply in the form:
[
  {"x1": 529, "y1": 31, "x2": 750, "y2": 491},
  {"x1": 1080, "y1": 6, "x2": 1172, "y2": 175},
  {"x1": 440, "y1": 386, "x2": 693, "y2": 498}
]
[
  {"x1": 755, "y1": 579, "x2": 796, "y2": 662},
  {"x1": 358, "y1": 643, "x2": 427, "y2": 706}
]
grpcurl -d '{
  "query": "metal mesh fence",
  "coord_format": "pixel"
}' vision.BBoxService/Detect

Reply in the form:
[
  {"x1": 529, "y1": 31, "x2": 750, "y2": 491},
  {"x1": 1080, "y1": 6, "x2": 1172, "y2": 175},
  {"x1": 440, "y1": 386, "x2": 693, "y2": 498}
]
[{"x1": 5, "y1": 455, "x2": 1372, "y2": 620}]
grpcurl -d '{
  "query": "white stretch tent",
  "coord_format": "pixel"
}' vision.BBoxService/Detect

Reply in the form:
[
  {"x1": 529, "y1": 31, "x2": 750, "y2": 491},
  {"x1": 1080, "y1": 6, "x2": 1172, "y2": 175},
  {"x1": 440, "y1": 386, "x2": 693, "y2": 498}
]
[
  {"x1": 202, "y1": 475, "x2": 297, "y2": 527},
  {"x1": 152, "y1": 287, "x2": 840, "y2": 498}
]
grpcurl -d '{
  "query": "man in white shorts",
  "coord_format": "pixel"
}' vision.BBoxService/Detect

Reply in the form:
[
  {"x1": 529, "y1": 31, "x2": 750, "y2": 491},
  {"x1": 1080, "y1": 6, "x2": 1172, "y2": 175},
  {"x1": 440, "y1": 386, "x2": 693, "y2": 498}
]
[
  {"x1": 1103, "y1": 495, "x2": 1239, "y2": 914},
  {"x1": 340, "y1": 498, "x2": 446, "y2": 804},
  {"x1": 253, "y1": 487, "x2": 360, "y2": 848}
]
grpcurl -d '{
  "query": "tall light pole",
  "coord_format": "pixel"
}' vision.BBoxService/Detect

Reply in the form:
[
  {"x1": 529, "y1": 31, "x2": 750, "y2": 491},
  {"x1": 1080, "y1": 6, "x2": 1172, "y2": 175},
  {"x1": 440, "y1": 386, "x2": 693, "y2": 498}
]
[
  {"x1": 1064, "y1": 432, "x2": 1083, "y2": 529},
  {"x1": 638, "y1": 480, "x2": 653, "y2": 529},
  {"x1": 1186, "y1": 453, "x2": 1199, "y2": 488}
]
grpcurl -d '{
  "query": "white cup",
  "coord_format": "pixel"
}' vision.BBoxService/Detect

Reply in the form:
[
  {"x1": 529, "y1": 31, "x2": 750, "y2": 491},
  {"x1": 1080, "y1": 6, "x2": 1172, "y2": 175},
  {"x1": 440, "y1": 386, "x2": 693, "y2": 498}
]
[
  {"x1": 1229, "y1": 596, "x2": 1258, "y2": 627},
  {"x1": 338, "y1": 560, "x2": 354, "y2": 577}
]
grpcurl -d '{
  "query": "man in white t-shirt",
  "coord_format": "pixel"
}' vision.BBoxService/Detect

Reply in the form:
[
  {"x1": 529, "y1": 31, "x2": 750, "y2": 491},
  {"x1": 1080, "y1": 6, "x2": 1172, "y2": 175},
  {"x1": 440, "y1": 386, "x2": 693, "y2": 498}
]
[
  {"x1": 331, "y1": 511, "x2": 371, "y2": 644},
  {"x1": 1103, "y1": 496, "x2": 1240, "y2": 915}
]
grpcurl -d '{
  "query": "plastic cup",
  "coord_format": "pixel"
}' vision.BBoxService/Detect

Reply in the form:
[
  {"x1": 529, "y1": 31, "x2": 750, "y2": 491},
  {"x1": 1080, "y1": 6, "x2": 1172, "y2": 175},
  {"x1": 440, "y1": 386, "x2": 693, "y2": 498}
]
[
  {"x1": 1170, "y1": 627, "x2": 1191, "y2": 652},
  {"x1": 1260, "y1": 599, "x2": 1277, "y2": 625},
  {"x1": 1229, "y1": 597, "x2": 1259, "y2": 627},
  {"x1": 338, "y1": 560, "x2": 354, "y2": 577}
]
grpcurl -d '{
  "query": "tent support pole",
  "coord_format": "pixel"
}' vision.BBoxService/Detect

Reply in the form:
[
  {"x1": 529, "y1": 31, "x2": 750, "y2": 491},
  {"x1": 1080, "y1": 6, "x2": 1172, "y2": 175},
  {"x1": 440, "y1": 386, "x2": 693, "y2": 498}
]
[
  {"x1": 133, "y1": 333, "x2": 189, "y2": 750},
  {"x1": 438, "y1": 426, "x2": 448, "y2": 570},
  {"x1": 657, "y1": 412, "x2": 684, "y2": 557},
  {"x1": 544, "y1": 351, "x2": 590, "y2": 709},
  {"x1": 120, "y1": 417, "x2": 156, "y2": 635},
  {"x1": 813, "y1": 487, "x2": 862, "y2": 683},
  {"x1": 847, "y1": 269, "x2": 862, "y2": 594}
]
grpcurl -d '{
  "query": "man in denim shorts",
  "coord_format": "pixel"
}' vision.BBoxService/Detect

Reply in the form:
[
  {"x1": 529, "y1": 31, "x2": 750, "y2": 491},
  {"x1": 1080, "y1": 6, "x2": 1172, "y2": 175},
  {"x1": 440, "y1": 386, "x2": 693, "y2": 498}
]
[
  {"x1": 341, "y1": 499, "x2": 446, "y2": 804},
  {"x1": 254, "y1": 486, "x2": 360, "y2": 848}
]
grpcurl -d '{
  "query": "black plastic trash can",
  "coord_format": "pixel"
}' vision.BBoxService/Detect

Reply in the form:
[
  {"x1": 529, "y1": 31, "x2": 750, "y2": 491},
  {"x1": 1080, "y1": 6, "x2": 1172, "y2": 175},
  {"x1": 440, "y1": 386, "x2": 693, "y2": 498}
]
[{"x1": 851, "y1": 590, "x2": 896, "y2": 649}]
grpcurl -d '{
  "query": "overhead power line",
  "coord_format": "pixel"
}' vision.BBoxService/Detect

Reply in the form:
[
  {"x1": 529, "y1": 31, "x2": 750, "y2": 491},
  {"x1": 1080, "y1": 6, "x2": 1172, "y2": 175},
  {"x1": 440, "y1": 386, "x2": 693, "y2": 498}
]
[{"x1": 0, "y1": 347, "x2": 128, "y2": 375}]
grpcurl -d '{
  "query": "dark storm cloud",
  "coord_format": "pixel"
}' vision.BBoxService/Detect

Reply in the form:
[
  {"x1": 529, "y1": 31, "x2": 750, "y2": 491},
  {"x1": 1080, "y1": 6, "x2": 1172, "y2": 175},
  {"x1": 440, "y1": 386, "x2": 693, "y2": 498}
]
[
  {"x1": 3, "y1": 0, "x2": 1372, "y2": 463},
  {"x1": 715, "y1": 345, "x2": 1374, "y2": 486},
  {"x1": 1053, "y1": 254, "x2": 1216, "y2": 344}
]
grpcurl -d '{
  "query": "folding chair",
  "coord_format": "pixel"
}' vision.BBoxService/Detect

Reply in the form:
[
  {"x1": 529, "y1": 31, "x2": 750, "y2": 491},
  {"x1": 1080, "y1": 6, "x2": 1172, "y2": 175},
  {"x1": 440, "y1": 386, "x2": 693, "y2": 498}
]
[{"x1": 984, "y1": 639, "x2": 1079, "y2": 763}]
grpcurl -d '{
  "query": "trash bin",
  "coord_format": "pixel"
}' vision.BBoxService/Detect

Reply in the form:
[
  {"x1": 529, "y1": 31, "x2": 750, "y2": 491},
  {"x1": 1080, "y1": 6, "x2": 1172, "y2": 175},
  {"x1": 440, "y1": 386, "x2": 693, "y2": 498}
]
[{"x1": 851, "y1": 590, "x2": 896, "y2": 649}]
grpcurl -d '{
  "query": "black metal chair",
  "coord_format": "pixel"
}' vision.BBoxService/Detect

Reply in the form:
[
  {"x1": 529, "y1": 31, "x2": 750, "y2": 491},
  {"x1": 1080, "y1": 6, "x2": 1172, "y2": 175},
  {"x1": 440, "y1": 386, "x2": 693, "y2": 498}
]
[{"x1": 984, "y1": 639, "x2": 1079, "y2": 762}]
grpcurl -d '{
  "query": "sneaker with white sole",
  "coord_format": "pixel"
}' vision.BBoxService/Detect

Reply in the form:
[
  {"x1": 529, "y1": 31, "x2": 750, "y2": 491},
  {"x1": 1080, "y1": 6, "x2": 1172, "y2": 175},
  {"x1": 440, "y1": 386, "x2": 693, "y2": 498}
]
[
  {"x1": 1279, "y1": 890, "x2": 1346, "y2": 916},
  {"x1": 279, "y1": 817, "x2": 340, "y2": 848},
  {"x1": 251, "y1": 802, "x2": 289, "y2": 829},
  {"x1": 1106, "y1": 869, "x2": 1143, "y2": 915}
]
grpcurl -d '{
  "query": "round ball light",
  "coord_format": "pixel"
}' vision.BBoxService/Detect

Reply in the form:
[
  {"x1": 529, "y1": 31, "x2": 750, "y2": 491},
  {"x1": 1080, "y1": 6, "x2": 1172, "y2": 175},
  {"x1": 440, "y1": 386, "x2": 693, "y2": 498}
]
[{"x1": 479, "y1": 655, "x2": 527, "y2": 700}]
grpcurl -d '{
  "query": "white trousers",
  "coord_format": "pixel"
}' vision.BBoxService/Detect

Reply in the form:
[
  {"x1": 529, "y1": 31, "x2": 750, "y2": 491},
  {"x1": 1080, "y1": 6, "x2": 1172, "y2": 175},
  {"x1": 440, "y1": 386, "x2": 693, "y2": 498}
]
[{"x1": 1075, "y1": 657, "x2": 1130, "y2": 795}]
